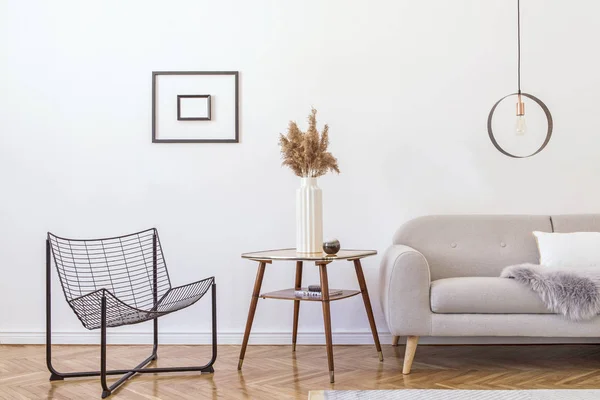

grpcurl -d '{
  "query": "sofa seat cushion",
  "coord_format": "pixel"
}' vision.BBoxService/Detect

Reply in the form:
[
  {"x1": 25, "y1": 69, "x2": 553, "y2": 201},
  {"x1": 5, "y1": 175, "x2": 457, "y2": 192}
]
[{"x1": 430, "y1": 277, "x2": 552, "y2": 314}]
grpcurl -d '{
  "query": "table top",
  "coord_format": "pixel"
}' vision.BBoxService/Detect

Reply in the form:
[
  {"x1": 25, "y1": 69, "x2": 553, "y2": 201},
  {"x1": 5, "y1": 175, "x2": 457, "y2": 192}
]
[{"x1": 241, "y1": 248, "x2": 377, "y2": 262}]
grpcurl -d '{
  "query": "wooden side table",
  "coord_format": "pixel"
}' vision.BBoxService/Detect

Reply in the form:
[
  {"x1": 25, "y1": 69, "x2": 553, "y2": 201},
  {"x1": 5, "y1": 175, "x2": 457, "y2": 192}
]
[{"x1": 237, "y1": 249, "x2": 382, "y2": 383}]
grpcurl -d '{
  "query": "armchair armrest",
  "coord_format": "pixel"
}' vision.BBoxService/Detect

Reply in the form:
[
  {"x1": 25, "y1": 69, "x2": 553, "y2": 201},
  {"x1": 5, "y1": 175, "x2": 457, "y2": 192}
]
[
  {"x1": 154, "y1": 277, "x2": 214, "y2": 311},
  {"x1": 379, "y1": 245, "x2": 432, "y2": 336}
]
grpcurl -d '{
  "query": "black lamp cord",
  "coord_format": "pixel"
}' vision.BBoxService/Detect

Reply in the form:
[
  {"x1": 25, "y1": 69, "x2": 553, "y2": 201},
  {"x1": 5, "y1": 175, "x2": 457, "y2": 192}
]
[{"x1": 517, "y1": 0, "x2": 522, "y2": 95}]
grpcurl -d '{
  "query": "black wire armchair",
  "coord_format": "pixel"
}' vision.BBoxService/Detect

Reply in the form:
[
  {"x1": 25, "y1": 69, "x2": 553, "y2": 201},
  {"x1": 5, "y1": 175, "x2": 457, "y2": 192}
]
[{"x1": 46, "y1": 228, "x2": 216, "y2": 398}]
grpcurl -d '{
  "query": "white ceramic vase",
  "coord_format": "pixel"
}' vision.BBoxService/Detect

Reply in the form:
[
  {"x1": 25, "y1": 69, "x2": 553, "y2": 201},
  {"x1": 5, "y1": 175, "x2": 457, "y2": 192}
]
[{"x1": 296, "y1": 177, "x2": 323, "y2": 254}]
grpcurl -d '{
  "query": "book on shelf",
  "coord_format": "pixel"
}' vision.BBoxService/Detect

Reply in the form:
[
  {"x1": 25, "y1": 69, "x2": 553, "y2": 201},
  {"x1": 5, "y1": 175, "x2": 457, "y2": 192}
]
[{"x1": 294, "y1": 288, "x2": 343, "y2": 297}]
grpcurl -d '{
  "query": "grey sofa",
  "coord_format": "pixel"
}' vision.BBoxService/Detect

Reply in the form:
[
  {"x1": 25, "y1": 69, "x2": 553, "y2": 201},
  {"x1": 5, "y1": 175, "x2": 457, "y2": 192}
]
[{"x1": 379, "y1": 214, "x2": 600, "y2": 374}]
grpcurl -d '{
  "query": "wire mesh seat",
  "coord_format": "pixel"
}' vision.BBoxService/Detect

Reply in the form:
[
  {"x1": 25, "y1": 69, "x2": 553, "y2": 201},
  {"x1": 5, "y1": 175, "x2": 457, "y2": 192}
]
[
  {"x1": 68, "y1": 278, "x2": 213, "y2": 329},
  {"x1": 46, "y1": 228, "x2": 217, "y2": 398}
]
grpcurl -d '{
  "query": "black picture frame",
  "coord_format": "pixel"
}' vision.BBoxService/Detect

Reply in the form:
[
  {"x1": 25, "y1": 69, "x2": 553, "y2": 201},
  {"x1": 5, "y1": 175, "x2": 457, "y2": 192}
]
[
  {"x1": 177, "y1": 95, "x2": 212, "y2": 121},
  {"x1": 152, "y1": 71, "x2": 239, "y2": 143}
]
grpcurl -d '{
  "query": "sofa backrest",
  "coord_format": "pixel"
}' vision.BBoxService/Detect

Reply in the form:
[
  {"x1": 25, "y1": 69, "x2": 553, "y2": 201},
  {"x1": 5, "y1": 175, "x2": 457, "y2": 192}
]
[
  {"x1": 551, "y1": 214, "x2": 600, "y2": 233},
  {"x1": 393, "y1": 215, "x2": 552, "y2": 280}
]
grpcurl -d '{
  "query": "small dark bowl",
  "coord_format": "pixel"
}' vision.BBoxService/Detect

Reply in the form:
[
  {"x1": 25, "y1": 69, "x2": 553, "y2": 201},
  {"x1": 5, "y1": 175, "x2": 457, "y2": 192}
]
[{"x1": 323, "y1": 239, "x2": 341, "y2": 255}]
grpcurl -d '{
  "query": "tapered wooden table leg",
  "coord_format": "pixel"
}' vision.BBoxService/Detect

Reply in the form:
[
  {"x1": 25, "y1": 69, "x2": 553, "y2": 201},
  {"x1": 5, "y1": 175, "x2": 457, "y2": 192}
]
[
  {"x1": 354, "y1": 259, "x2": 383, "y2": 362},
  {"x1": 292, "y1": 261, "x2": 303, "y2": 352},
  {"x1": 318, "y1": 262, "x2": 335, "y2": 383},
  {"x1": 238, "y1": 261, "x2": 267, "y2": 370}
]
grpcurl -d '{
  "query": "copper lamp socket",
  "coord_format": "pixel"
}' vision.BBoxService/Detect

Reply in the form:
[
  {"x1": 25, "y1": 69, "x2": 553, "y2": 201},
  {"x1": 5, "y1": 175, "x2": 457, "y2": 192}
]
[{"x1": 516, "y1": 97, "x2": 525, "y2": 116}]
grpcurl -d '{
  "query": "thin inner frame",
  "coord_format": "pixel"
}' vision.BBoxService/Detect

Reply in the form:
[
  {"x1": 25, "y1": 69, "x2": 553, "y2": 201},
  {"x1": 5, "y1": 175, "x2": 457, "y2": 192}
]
[{"x1": 177, "y1": 95, "x2": 212, "y2": 121}]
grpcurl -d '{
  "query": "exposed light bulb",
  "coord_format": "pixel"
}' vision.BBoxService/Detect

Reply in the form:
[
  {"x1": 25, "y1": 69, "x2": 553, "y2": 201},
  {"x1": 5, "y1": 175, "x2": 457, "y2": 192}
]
[
  {"x1": 515, "y1": 95, "x2": 526, "y2": 135},
  {"x1": 515, "y1": 115, "x2": 527, "y2": 136}
]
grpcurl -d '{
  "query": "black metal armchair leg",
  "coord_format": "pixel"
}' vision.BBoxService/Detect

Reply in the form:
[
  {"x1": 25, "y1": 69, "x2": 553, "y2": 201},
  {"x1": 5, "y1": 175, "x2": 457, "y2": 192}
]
[
  {"x1": 100, "y1": 309, "x2": 158, "y2": 399},
  {"x1": 100, "y1": 296, "x2": 110, "y2": 398},
  {"x1": 98, "y1": 284, "x2": 217, "y2": 397},
  {"x1": 46, "y1": 239, "x2": 66, "y2": 382},
  {"x1": 152, "y1": 317, "x2": 158, "y2": 359},
  {"x1": 47, "y1": 280, "x2": 217, "y2": 398}
]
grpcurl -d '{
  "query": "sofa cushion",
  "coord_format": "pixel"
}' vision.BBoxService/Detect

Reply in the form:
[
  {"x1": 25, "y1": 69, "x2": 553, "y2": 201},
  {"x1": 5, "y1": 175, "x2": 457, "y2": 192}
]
[
  {"x1": 430, "y1": 277, "x2": 551, "y2": 314},
  {"x1": 534, "y1": 231, "x2": 600, "y2": 268}
]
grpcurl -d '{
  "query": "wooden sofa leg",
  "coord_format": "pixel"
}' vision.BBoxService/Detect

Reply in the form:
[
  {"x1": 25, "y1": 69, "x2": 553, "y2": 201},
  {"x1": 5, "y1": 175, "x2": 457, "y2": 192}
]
[
  {"x1": 392, "y1": 336, "x2": 399, "y2": 347},
  {"x1": 402, "y1": 336, "x2": 419, "y2": 374}
]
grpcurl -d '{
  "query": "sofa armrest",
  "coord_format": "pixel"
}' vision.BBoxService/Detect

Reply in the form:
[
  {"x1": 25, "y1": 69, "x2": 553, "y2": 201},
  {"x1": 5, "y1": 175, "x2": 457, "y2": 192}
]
[{"x1": 379, "y1": 245, "x2": 432, "y2": 336}]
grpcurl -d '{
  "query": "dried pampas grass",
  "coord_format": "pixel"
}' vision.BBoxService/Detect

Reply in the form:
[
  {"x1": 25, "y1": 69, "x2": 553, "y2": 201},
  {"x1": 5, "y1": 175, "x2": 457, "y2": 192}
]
[{"x1": 279, "y1": 108, "x2": 340, "y2": 178}]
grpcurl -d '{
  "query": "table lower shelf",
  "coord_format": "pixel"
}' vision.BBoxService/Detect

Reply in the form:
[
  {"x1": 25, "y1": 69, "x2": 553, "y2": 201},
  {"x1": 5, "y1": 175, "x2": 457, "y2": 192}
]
[{"x1": 260, "y1": 288, "x2": 361, "y2": 302}]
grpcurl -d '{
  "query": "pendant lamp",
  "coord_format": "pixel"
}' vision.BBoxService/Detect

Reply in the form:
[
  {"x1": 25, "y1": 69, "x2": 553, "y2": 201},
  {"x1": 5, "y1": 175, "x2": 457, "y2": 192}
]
[{"x1": 487, "y1": 0, "x2": 553, "y2": 158}]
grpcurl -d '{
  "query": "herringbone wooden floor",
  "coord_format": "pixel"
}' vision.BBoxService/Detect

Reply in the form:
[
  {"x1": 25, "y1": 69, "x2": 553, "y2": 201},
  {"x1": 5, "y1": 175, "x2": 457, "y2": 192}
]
[{"x1": 2, "y1": 344, "x2": 600, "y2": 399}]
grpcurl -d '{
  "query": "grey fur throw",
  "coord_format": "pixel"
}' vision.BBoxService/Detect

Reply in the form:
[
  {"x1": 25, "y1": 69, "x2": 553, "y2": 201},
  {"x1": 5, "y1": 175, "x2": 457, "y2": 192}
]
[{"x1": 501, "y1": 263, "x2": 600, "y2": 321}]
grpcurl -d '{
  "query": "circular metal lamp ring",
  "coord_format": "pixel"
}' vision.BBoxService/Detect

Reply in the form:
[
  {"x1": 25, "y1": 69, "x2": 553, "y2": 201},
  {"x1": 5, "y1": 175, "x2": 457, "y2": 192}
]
[{"x1": 487, "y1": 92, "x2": 553, "y2": 158}]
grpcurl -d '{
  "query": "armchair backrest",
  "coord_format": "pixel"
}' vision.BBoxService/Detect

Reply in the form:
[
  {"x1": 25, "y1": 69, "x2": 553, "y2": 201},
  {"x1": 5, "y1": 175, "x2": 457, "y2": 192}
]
[{"x1": 47, "y1": 228, "x2": 171, "y2": 310}]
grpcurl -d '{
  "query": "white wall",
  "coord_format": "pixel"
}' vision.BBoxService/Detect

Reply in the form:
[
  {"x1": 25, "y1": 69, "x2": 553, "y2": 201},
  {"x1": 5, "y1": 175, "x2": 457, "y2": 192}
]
[{"x1": 1, "y1": 0, "x2": 600, "y2": 345}]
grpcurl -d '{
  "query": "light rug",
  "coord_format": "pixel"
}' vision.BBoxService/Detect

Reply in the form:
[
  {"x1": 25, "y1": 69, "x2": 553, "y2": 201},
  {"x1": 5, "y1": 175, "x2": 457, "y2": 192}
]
[{"x1": 308, "y1": 390, "x2": 600, "y2": 400}]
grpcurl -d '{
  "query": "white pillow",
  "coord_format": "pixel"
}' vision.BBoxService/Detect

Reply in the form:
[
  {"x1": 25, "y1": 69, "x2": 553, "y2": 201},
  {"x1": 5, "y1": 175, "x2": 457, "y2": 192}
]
[{"x1": 533, "y1": 231, "x2": 600, "y2": 268}]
